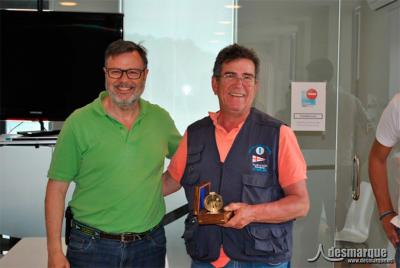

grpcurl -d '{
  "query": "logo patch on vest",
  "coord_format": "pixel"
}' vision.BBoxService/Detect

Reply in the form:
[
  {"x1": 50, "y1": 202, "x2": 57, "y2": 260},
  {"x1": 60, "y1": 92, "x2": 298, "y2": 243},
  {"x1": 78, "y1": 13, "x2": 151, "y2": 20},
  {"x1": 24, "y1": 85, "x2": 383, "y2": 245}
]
[{"x1": 248, "y1": 145, "x2": 271, "y2": 173}]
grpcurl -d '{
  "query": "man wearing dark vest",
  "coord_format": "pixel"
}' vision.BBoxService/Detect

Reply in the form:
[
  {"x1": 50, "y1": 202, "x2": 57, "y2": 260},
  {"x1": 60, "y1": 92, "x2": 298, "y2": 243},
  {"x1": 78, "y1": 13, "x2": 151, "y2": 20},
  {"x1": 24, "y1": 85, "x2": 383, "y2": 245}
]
[{"x1": 163, "y1": 44, "x2": 309, "y2": 268}]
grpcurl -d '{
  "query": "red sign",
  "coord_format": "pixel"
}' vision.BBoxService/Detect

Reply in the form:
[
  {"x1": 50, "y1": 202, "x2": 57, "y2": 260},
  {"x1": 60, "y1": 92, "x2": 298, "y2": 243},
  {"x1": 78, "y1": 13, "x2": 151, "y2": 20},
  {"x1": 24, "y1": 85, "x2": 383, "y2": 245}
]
[{"x1": 306, "y1": 88, "x2": 318, "y2": 100}]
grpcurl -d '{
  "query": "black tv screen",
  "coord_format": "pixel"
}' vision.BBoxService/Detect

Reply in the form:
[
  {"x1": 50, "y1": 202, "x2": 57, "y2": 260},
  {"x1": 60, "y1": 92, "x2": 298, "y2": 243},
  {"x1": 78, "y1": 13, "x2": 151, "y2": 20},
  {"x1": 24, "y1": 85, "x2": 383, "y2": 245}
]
[{"x1": 0, "y1": 10, "x2": 123, "y2": 121}]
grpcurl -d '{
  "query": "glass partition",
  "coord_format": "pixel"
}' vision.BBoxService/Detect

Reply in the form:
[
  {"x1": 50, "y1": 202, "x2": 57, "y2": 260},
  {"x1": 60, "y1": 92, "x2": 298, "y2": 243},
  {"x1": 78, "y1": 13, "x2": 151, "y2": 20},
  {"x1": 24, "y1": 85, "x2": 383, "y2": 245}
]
[
  {"x1": 237, "y1": 1, "x2": 339, "y2": 267},
  {"x1": 238, "y1": 0, "x2": 400, "y2": 266},
  {"x1": 336, "y1": 0, "x2": 400, "y2": 264}
]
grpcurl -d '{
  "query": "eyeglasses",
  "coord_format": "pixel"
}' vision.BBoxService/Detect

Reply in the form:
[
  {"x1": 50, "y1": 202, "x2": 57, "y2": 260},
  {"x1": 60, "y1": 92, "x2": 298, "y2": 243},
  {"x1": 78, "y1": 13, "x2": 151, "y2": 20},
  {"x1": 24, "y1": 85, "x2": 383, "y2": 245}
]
[
  {"x1": 220, "y1": 72, "x2": 256, "y2": 85},
  {"x1": 105, "y1": 68, "x2": 146, "y2": 79}
]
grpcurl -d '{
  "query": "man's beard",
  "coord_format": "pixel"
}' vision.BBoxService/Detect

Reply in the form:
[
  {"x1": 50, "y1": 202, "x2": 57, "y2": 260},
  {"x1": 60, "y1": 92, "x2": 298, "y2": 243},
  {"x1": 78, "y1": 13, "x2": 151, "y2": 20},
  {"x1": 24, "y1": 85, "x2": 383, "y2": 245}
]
[{"x1": 107, "y1": 83, "x2": 142, "y2": 109}]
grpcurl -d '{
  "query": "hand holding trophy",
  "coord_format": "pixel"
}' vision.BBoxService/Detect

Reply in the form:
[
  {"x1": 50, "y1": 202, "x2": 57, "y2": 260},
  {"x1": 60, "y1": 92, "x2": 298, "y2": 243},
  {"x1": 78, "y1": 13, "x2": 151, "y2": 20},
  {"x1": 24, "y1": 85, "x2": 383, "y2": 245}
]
[{"x1": 194, "y1": 181, "x2": 233, "y2": 224}]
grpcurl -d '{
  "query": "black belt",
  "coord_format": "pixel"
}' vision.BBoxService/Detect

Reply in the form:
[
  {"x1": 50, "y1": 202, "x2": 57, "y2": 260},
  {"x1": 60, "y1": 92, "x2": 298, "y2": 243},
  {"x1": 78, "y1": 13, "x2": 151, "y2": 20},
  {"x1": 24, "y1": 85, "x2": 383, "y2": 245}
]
[{"x1": 71, "y1": 220, "x2": 162, "y2": 242}]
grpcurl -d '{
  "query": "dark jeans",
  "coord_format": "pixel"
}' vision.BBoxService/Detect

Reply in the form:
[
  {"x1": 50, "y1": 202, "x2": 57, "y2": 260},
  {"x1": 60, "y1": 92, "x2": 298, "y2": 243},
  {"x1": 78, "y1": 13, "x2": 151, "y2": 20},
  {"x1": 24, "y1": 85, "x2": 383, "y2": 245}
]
[
  {"x1": 66, "y1": 225, "x2": 166, "y2": 268},
  {"x1": 191, "y1": 260, "x2": 289, "y2": 268}
]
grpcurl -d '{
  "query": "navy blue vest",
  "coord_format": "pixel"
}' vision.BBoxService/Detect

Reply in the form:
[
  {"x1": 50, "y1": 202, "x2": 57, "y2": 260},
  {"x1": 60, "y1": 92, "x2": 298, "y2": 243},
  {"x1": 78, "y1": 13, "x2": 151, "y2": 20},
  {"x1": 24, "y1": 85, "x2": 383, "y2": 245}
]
[{"x1": 181, "y1": 108, "x2": 293, "y2": 264}]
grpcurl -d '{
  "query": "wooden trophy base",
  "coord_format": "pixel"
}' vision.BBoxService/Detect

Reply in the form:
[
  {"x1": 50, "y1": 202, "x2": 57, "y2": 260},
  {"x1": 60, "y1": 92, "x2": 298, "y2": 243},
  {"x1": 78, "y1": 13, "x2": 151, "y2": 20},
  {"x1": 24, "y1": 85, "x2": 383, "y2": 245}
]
[
  {"x1": 197, "y1": 210, "x2": 233, "y2": 225},
  {"x1": 194, "y1": 181, "x2": 233, "y2": 224}
]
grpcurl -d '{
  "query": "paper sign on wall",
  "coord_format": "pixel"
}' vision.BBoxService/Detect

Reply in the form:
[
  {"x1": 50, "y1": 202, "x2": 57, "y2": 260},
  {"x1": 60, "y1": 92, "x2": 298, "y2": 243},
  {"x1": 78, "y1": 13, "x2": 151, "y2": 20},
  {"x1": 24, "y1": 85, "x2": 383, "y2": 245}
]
[{"x1": 290, "y1": 82, "x2": 326, "y2": 131}]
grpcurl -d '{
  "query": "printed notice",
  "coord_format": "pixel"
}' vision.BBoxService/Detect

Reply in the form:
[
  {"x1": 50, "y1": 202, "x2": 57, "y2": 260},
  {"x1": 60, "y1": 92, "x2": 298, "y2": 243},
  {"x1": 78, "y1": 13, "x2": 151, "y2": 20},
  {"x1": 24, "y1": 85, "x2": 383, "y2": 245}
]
[{"x1": 291, "y1": 82, "x2": 326, "y2": 131}]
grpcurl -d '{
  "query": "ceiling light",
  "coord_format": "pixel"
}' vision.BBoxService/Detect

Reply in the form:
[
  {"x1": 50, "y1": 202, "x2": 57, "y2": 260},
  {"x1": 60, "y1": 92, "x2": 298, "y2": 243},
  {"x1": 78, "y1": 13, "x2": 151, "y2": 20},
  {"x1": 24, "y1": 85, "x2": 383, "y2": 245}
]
[
  {"x1": 60, "y1": 1, "x2": 78, "y2": 7},
  {"x1": 181, "y1": 85, "x2": 192, "y2": 96}
]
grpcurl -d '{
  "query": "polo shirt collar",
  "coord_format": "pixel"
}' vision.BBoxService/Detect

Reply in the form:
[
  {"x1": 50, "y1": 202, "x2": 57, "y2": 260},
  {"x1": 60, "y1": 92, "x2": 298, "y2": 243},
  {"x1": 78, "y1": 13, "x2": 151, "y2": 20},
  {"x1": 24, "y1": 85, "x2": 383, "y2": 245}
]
[
  {"x1": 93, "y1": 91, "x2": 149, "y2": 118},
  {"x1": 208, "y1": 111, "x2": 247, "y2": 133}
]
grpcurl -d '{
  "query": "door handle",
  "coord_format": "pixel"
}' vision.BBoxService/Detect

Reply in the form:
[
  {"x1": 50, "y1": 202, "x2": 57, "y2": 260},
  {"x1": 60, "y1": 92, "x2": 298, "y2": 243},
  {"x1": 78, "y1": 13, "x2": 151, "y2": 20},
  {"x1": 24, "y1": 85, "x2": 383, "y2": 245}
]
[{"x1": 352, "y1": 154, "x2": 360, "y2": 200}]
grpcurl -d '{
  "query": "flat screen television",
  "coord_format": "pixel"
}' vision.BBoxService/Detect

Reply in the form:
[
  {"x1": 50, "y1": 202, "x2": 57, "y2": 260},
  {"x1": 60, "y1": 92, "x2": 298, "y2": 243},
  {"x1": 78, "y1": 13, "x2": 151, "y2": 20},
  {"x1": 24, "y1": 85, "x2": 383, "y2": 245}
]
[{"x1": 0, "y1": 10, "x2": 123, "y2": 121}]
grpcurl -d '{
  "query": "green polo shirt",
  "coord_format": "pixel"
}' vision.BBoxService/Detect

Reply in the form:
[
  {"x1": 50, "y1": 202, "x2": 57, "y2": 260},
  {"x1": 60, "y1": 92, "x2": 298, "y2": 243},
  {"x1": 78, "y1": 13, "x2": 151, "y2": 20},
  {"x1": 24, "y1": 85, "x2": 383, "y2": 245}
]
[{"x1": 48, "y1": 91, "x2": 181, "y2": 233}]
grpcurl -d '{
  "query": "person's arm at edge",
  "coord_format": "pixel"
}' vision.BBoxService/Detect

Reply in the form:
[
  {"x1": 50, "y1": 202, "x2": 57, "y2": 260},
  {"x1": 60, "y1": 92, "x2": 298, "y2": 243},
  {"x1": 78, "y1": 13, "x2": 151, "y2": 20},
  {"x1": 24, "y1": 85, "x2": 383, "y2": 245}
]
[
  {"x1": 45, "y1": 179, "x2": 70, "y2": 268},
  {"x1": 223, "y1": 180, "x2": 309, "y2": 229},
  {"x1": 368, "y1": 139, "x2": 399, "y2": 246}
]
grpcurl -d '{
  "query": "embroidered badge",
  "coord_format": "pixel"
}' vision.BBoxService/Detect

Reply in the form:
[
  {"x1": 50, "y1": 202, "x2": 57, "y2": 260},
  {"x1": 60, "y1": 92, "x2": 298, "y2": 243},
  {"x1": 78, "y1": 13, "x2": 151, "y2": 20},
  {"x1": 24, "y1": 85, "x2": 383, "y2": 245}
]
[{"x1": 248, "y1": 145, "x2": 271, "y2": 173}]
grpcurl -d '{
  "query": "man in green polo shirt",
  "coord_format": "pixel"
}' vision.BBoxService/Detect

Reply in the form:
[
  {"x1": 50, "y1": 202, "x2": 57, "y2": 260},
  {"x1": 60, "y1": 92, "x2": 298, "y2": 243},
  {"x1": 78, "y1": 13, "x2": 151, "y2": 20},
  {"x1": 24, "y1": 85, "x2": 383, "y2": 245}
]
[{"x1": 45, "y1": 40, "x2": 181, "y2": 268}]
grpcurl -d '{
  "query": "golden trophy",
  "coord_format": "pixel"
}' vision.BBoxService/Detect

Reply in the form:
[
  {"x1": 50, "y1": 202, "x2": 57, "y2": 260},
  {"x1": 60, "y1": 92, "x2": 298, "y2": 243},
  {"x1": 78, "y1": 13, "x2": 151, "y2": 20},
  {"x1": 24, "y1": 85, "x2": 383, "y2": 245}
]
[{"x1": 194, "y1": 181, "x2": 233, "y2": 224}]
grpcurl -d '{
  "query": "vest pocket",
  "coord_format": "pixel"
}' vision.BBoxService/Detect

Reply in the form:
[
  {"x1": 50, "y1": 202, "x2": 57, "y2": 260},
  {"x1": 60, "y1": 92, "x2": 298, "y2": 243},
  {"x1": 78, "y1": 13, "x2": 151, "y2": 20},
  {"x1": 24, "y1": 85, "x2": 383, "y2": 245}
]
[
  {"x1": 242, "y1": 174, "x2": 279, "y2": 204},
  {"x1": 187, "y1": 144, "x2": 204, "y2": 164},
  {"x1": 183, "y1": 145, "x2": 203, "y2": 185},
  {"x1": 184, "y1": 171, "x2": 200, "y2": 185},
  {"x1": 182, "y1": 216, "x2": 221, "y2": 261},
  {"x1": 182, "y1": 216, "x2": 199, "y2": 257},
  {"x1": 245, "y1": 225, "x2": 288, "y2": 255}
]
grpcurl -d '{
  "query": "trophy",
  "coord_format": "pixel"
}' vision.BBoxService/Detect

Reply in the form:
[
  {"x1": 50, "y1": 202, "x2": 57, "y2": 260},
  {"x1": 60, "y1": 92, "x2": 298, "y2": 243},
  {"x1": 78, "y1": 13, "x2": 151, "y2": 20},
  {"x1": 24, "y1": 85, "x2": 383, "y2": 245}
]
[{"x1": 194, "y1": 181, "x2": 233, "y2": 224}]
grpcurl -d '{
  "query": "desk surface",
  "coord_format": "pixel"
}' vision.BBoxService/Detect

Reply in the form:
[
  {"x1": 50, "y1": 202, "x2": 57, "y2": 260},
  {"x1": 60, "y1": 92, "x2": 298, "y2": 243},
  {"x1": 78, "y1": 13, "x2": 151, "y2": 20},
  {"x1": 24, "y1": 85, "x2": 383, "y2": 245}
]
[
  {"x1": 0, "y1": 237, "x2": 66, "y2": 268},
  {"x1": 0, "y1": 137, "x2": 57, "y2": 146}
]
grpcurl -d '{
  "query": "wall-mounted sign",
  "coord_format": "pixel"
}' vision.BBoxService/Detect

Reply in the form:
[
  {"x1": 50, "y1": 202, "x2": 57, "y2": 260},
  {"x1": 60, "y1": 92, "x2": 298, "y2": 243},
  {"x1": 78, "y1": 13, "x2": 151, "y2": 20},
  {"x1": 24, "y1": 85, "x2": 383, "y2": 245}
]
[{"x1": 291, "y1": 82, "x2": 326, "y2": 131}]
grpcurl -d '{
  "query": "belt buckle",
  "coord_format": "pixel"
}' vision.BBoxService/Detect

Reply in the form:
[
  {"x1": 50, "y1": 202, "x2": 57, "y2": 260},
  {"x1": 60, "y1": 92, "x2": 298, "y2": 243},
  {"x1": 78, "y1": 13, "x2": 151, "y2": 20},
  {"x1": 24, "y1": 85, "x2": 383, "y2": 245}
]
[{"x1": 121, "y1": 233, "x2": 141, "y2": 242}]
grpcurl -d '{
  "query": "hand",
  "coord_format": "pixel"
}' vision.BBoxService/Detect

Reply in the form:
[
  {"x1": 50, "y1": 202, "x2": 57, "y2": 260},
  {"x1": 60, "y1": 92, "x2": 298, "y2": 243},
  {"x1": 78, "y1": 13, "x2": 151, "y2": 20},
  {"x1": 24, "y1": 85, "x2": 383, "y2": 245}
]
[
  {"x1": 381, "y1": 213, "x2": 399, "y2": 247},
  {"x1": 221, "y1": 202, "x2": 255, "y2": 229},
  {"x1": 48, "y1": 251, "x2": 70, "y2": 268}
]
